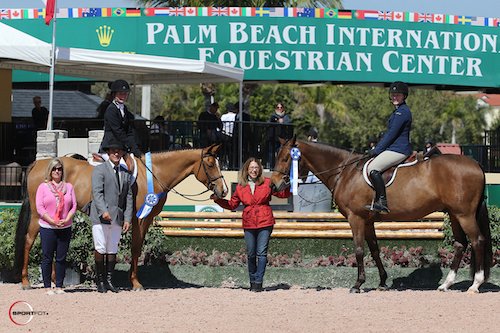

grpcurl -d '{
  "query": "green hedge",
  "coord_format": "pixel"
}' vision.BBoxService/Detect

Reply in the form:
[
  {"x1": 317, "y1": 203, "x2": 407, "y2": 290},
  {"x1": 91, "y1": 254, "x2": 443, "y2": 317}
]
[{"x1": 1, "y1": 205, "x2": 499, "y2": 281}]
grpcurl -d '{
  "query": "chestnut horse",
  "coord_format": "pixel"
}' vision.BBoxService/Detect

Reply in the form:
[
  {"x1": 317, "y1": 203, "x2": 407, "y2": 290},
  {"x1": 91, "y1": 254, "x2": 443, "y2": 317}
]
[
  {"x1": 271, "y1": 137, "x2": 492, "y2": 293},
  {"x1": 15, "y1": 144, "x2": 227, "y2": 291}
]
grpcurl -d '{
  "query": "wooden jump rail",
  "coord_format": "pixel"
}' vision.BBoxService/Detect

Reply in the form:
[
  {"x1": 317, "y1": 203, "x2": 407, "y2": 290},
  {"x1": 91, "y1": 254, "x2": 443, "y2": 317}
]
[{"x1": 155, "y1": 211, "x2": 446, "y2": 239}]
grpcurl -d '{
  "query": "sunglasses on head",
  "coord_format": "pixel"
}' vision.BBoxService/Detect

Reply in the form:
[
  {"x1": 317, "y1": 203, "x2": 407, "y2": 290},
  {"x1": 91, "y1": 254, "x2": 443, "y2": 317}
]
[{"x1": 52, "y1": 166, "x2": 63, "y2": 172}]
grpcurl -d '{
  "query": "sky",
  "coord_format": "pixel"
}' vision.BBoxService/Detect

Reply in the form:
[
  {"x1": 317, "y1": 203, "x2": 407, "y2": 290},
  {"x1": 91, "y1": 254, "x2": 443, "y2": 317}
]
[{"x1": 0, "y1": 0, "x2": 498, "y2": 18}]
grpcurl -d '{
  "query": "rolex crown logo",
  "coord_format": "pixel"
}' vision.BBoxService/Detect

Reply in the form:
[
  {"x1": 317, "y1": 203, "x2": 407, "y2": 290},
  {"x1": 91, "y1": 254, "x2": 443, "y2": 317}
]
[{"x1": 96, "y1": 25, "x2": 114, "y2": 47}]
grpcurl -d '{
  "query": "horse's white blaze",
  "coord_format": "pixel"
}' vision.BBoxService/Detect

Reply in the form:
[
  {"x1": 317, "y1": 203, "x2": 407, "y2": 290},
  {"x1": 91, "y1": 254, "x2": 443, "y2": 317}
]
[
  {"x1": 467, "y1": 270, "x2": 484, "y2": 293},
  {"x1": 438, "y1": 270, "x2": 456, "y2": 291},
  {"x1": 215, "y1": 159, "x2": 228, "y2": 196}
]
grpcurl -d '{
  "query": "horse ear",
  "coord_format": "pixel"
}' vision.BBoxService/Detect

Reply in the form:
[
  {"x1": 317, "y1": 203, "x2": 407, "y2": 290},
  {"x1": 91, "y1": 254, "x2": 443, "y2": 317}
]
[
  {"x1": 209, "y1": 143, "x2": 222, "y2": 155},
  {"x1": 278, "y1": 137, "x2": 287, "y2": 146}
]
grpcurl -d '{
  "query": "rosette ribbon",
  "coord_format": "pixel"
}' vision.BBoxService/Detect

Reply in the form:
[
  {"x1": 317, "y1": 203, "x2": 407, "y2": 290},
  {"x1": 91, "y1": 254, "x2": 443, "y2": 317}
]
[
  {"x1": 136, "y1": 152, "x2": 166, "y2": 219},
  {"x1": 290, "y1": 147, "x2": 301, "y2": 195}
]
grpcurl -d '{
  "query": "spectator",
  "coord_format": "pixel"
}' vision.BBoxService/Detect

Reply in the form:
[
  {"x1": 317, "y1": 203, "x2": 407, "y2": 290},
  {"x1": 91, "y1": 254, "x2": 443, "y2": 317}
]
[
  {"x1": 198, "y1": 102, "x2": 222, "y2": 147},
  {"x1": 35, "y1": 158, "x2": 77, "y2": 295},
  {"x1": 211, "y1": 157, "x2": 291, "y2": 292},
  {"x1": 96, "y1": 82, "x2": 113, "y2": 119},
  {"x1": 267, "y1": 102, "x2": 292, "y2": 168},
  {"x1": 423, "y1": 140, "x2": 441, "y2": 159},
  {"x1": 32, "y1": 96, "x2": 49, "y2": 131},
  {"x1": 220, "y1": 103, "x2": 238, "y2": 168},
  {"x1": 150, "y1": 115, "x2": 170, "y2": 151}
]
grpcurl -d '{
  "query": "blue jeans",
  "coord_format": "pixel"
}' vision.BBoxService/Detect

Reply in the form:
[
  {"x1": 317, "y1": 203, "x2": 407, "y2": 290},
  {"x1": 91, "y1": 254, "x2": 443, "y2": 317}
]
[
  {"x1": 244, "y1": 226, "x2": 273, "y2": 284},
  {"x1": 40, "y1": 227, "x2": 72, "y2": 288}
]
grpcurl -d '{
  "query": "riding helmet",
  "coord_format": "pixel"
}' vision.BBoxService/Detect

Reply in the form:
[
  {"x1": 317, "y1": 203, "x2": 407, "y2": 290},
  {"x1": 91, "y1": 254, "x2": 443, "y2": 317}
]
[
  {"x1": 389, "y1": 81, "x2": 409, "y2": 97},
  {"x1": 110, "y1": 79, "x2": 130, "y2": 93}
]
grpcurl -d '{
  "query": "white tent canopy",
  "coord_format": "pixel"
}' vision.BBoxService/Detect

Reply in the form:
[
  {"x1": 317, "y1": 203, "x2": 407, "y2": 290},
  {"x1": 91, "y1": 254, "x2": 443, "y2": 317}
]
[{"x1": 0, "y1": 22, "x2": 244, "y2": 84}]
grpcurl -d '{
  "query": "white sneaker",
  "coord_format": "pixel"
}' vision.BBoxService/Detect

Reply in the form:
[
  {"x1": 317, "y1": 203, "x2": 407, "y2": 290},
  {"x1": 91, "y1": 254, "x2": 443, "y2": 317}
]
[
  {"x1": 46, "y1": 289, "x2": 55, "y2": 295},
  {"x1": 54, "y1": 288, "x2": 65, "y2": 294}
]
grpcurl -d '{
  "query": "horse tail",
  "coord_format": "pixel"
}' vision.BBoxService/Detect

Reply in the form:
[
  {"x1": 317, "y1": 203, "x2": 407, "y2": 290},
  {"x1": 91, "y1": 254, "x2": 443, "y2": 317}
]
[
  {"x1": 13, "y1": 196, "x2": 31, "y2": 281},
  {"x1": 13, "y1": 162, "x2": 34, "y2": 280},
  {"x1": 472, "y1": 191, "x2": 492, "y2": 282}
]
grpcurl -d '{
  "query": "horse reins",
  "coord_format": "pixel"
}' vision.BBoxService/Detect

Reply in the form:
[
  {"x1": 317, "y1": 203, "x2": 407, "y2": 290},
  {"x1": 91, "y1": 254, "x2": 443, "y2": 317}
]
[{"x1": 137, "y1": 150, "x2": 225, "y2": 202}]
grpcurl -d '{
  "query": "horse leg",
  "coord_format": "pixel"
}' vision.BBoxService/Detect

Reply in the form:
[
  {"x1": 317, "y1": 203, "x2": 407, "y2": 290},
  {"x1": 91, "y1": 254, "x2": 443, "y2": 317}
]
[
  {"x1": 364, "y1": 223, "x2": 388, "y2": 290},
  {"x1": 438, "y1": 217, "x2": 468, "y2": 292},
  {"x1": 349, "y1": 216, "x2": 366, "y2": 293},
  {"x1": 21, "y1": 221, "x2": 39, "y2": 289},
  {"x1": 459, "y1": 216, "x2": 486, "y2": 293},
  {"x1": 129, "y1": 217, "x2": 152, "y2": 291}
]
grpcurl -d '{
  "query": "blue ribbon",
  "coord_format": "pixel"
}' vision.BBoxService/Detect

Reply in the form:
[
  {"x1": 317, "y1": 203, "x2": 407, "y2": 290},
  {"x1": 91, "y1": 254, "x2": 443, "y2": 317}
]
[
  {"x1": 136, "y1": 152, "x2": 166, "y2": 219},
  {"x1": 290, "y1": 147, "x2": 301, "y2": 194}
]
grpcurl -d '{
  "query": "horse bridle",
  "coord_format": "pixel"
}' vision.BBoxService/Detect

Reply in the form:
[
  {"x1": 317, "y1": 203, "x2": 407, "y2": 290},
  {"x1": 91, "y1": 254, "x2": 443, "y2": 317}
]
[
  {"x1": 138, "y1": 150, "x2": 225, "y2": 201},
  {"x1": 197, "y1": 150, "x2": 225, "y2": 193}
]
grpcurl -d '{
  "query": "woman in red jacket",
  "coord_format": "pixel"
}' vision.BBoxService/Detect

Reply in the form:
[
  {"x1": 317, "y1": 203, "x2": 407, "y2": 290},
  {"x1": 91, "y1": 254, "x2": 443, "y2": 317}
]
[{"x1": 211, "y1": 157, "x2": 291, "y2": 292}]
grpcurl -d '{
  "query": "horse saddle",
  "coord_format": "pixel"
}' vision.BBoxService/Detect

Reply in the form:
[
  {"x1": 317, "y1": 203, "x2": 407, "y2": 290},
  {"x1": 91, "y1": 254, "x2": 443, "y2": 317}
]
[
  {"x1": 90, "y1": 152, "x2": 138, "y2": 184},
  {"x1": 362, "y1": 152, "x2": 418, "y2": 187}
]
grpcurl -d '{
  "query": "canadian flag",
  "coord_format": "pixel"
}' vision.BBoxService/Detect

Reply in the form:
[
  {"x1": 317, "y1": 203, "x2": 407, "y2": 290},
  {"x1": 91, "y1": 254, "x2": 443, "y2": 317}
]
[
  {"x1": 433, "y1": 14, "x2": 445, "y2": 23},
  {"x1": 45, "y1": 0, "x2": 55, "y2": 25}
]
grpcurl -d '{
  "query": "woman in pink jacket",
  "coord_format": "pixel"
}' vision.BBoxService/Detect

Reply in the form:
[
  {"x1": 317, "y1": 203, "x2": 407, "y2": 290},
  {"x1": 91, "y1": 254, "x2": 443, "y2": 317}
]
[
  {"x1": 36, "y1": 158, "x2": 77, "y2": 295},
  {"x1": 212, "y1": 157, "x2": 290, "y2": 292}
]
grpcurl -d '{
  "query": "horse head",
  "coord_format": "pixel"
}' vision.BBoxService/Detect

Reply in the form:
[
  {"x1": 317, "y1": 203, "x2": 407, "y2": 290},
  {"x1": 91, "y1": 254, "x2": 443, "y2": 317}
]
[
  {"x1": 196, "y1": 143, "x2": 228, "y2": 199},
  {"x1": 270, "y1": 136, "x2": 297, "y2": 192}
]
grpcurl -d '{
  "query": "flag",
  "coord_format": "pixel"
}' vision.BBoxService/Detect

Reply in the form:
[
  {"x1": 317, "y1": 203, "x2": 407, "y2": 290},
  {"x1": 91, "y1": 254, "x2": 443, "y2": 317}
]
[
  {"x1": 338, "y1": 10, "x2": 352, "y2": 19},
  {"x1": 254, "y1": 7, "x2": 270, "y2": 17},
  {"x1": 112, "y1": 8, "x2": 125, "y2": 17},
  {"x1": 314, "y1": 8, "x2": 324, "y2": 18},
  {"x1": 126, "y1": 8, "x2": 141, "y2": 17},
  {"x1": 269, "y1": 8, "x2": 284, "y2": 17},
  {"x1": 378, "y1": 11, "x2": 392, "y2": 20},
  {"x1": 296, "y1": 8, "x2": 315, "y2": 18},
  {"x1": 209, "y1": 7, "x2": 229, "y2": 16},
  {"x1": 432, "y1": 14, "x2": 445, "y2": 23},
  {"x1": 283, "y1": 8, "x2": 295, "y2": 17},
  {"x1": 10, "y1": 9, "x2": 22, "y2": 19},
  {"x1": 471, "y1": 17, "x2": 485, "y2": 26},
  {"x1": 392, "y1": 11, "x2": 405, "y2": 21},
  {"x1": 0, "y1": 9, "x2": 10, "y2": 20},
  {"x1": 45, "y1": 0, "x2": 55, "y2": 25},
  {"x1": 457, "y1": 15, "x2": 473, "y2": 25},
  {"x1": 57, "y1": 8, "x2": 69, "y2": 18},
  {"x1": 198, "y1": 7, "x2": 209, "y2": 16},
  {"x1": 325, "y1": 9, "x2": 337, "y2": 19},
  {"x1": 185, "y1": 7, "x2": 197, "y2": 16},
  {"x1": 102, "y1": 8, "x2": 112, "y2": 17},
  {"x1": 82, "y1": 8, "x2": 101, "y2": 18},
  {"x1": 169, "y1": 7, "x2": 185, "y2": 16},
  {"x1": 355, "y1": 10, "x2": 379, "y2": 20},
  {"x1": 23, "y1": 9, "x2": 37, "y2": 19},
  {"x1": 416, "y1": 13, "x2": 433, "y2": 23},
  {"x1": 241, "y1": 7, "x2": 255, "y2": 17},
  {"x1": 485, "y1": 17, "x2": 500, "y2": 27},
  {"x1": 229, "y1": 7, "x2": 241, "y2": 16}
]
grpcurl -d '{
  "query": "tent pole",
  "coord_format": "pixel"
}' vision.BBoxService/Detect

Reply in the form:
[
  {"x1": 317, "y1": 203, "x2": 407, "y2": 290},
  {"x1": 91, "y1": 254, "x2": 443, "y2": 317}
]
[
  {"x1": 238, "y1": 82, "x2": 243, "y2": 169},
  {"x1": 47, "y1": 0, "x2": 57, "y2": 131}
]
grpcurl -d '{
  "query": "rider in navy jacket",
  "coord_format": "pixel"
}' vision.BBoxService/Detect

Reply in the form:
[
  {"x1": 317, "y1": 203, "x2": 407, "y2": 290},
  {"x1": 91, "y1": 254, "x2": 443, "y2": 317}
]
[{"x1": 366, "y1": 81, "x2": 413, "y2": 214}]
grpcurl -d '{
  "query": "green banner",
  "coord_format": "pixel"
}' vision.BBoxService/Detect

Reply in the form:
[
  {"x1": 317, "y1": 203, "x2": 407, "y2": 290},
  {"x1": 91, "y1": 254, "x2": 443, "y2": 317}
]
[{"x1": 5, "y1": 16, "x2": 500, "y2": 87}]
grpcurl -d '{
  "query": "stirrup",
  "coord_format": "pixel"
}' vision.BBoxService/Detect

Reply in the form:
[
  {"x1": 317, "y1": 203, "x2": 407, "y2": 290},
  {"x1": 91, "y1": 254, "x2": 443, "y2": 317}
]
[{"x1": 365, "y1": 200, "x2": 390, "y2": 214}]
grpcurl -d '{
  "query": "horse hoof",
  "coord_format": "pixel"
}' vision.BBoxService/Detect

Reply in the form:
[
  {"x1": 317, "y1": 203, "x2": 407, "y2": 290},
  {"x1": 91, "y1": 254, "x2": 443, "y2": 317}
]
[
  {"x1": 467, "y1": 287, "x2": 479, "y2": 294},
  {"x1": 437, "y1": 285, "x2": 448, "y2": 292},
  {"x1": 21, "y1": 285, "x2": 32, "y2": 290},
  {"x1": 377, "y1": 285, "x2": 389, "y2": 291},
  {"x1": 132, "y1": 286, "x2": 145, "y2": 291},
  {"x1": 349, "y1": 287, "x2": 361, "y2": 294}
]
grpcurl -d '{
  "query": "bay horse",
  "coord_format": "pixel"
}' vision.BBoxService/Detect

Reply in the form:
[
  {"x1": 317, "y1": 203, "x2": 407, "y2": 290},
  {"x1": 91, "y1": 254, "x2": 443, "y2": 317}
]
[
  {"x1": 271, "y1": 137, "x2": 492, "y2": 293},
  {"x1": 15, "y1": 144, "x2": 227, "y2": 291}
]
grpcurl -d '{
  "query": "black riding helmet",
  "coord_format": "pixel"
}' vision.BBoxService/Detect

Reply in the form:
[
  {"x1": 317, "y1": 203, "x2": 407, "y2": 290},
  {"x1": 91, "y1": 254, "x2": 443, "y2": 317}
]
[
  {"x1": 110, "y1": 79, "x2": 130, "y2": 93},
  {"x1": 389, "y1": 81, "x2": 409, "y2": 98}
]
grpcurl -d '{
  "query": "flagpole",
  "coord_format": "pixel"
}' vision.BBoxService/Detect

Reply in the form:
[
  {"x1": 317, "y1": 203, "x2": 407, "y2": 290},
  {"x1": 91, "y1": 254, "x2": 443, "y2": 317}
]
[{"x1": 47, "y1": 0, "x2": 57, "y2": 131}]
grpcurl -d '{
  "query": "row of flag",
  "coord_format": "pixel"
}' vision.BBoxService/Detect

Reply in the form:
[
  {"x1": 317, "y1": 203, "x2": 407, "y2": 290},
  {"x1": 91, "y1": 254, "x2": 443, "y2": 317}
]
[{"x1": 0, "y1": 7, "x2": 498, "y2": 27}]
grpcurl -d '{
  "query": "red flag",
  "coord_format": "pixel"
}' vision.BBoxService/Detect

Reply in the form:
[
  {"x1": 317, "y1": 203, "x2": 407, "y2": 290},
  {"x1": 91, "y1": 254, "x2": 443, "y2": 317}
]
[{"x1": 45, "y1": 0, "x2": 55, "y2": 25}]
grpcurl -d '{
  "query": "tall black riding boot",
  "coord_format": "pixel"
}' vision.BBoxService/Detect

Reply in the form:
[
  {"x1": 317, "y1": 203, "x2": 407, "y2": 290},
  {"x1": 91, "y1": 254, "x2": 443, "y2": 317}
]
[
  {"x1": 365, "y1": 170, "x2": 390, "y2": 214},
  {"x1": 94, "y1": 251, "x2": 107, "y2": 293},
  {"x1": 105, "y1": 254, "x2": 119, "y2": 293}
]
